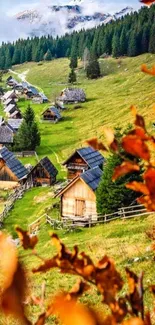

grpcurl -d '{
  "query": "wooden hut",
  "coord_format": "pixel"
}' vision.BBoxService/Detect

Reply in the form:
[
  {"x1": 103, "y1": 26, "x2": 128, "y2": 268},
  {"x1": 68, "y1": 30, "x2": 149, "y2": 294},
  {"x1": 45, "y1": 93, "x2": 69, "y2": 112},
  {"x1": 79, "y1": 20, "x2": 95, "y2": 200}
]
[
  {"x1": 56, "y1": 167, "x2": 102, "y2": 219},
  {"x1": 63, "y1": 146, "x2": 104, "y2": 180},
  {"x1": 42, "y1": 107, "x2": 62, "y2": 122},
  {"x1": 27, "y1": 157, "x2": 58, "y2": 186},
  {"x1": 0, "y1": 146, "x2": 28, "y2": 188},
  {"x1": 57, "y1": 88, "x2": 86, "y2": 104}
]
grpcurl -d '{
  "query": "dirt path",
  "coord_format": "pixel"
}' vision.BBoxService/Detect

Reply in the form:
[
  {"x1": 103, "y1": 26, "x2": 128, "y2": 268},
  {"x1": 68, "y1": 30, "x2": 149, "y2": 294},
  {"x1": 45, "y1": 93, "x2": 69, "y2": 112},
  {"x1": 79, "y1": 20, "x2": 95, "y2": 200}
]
[{"x1": 9, "y1": 69, "x2": 44, "y2": 93}]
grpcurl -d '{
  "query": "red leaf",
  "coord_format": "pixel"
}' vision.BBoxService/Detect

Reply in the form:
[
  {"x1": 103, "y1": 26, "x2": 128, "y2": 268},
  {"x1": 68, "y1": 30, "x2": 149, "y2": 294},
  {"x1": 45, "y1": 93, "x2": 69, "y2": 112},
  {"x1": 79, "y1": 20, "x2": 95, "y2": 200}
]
[
  {"x1": 143, "y1": 168, "x2": 155, "y2": 195},
  {"x1": 87, "y1": 138, "x2": 107, "y2": 151},
  {"x1": 141, "y1": 64, "x2": 155, "y2": 75},
  {"x1": 112, "y1": 161, "x2": 140, "y2": 181},
  {"x1": 16, "y1": 226, "x2": 38, "y2": 250},
  {"x1": 122, "y1": 135, "x2": 150, "y2": 161},
  {"x1": 126, "y1": 182, "x2": 149, "y2": 195}
]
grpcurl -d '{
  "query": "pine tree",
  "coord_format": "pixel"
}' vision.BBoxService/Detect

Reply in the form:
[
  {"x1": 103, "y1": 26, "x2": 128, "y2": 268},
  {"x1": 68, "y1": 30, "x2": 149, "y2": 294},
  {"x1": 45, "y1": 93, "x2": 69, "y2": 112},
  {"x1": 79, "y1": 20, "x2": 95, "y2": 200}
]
[
  {"x1": 12, "y1": 48, "x2": 20, "y2": 65},
  {"x1": 70, "y1": 55, "x2": 78, "y2": 69},
  {"x1": 20, "y1": 48, "x2": 26, "y2": 64},
  {"x1": 5, "y1": 49, "x2": 12, "y2": 69},
  {"x1": 68, "y1": 69, "x2": 76, "y2": 84},
  {"x1": 14, "y1": 106, "x2": 40, "y2": 151},
  {"x1": 112, "y1": 32, "x2": 120, "y2": 58},
  {"x1": 83, "y1": 47, "x2": 90, "y2": 70},
  {"x1": 44, "y1": 49, "x2": 52, "y2": 61},
  {"x1": 149, "y1": 24, "x2": 155, "y2": 54},
  {"x1": 86, "y1": 55, "x2": 100, "y2": 79},
  {"x1": 141, "y1": 25, "x2": 149, "y2": 53},
  {"x1": 128, "y1": 30, "x2": 138, "y2": 57},
  {"x1": 120, "y1": 28, "x2": 128, "y2": 55}
]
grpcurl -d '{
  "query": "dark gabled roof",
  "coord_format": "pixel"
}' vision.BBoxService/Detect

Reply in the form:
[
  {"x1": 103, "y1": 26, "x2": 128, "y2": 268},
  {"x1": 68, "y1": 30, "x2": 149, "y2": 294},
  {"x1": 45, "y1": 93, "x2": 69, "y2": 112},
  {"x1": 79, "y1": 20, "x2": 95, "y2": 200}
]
[
  {"x1": 63, "y1": 146, "x2": 104, "y2": 168},
  {"x1": 7, "y1": 119, "x2": 23, "y2": 131},
  {"x1": 6, "y1": 157, "x2": 28, "y2": 180},
  {"x1": 0, "y1": 146, "x2": 14, "y2": 161},
  {"x1": 10, "y1": 110, "x2": 22, "y2": 118},
  {"x1": 4, "y1": 98, "x2": 14, "y2": 106},
  {"x1": 0, "y1": 125, "x2": 14, "y2": 144},
  {"x1": 42, "y1": 106, "x2": 62, "y2": 119},
  {"x1": 5, "y1": 104, "x2": 16, "y2": 114},
  {"x1": 28, "y1": 86, "x2": 39, "y2": 95},
  {"x1": 80, "y1": 167, "x2": 102, "y2": 191},
  {"x1": 2, "y1": 90, "x2": 16, "y2": 101},
  {"x1": 40, "y1": 157, "x2": 58, "y2": 177}
]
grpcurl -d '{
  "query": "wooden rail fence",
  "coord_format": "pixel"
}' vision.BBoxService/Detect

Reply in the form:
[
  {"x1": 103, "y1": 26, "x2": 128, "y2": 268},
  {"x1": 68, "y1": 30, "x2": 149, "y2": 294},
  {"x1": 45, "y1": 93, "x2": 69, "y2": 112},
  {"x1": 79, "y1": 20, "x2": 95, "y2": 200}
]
[{"x1": 28, "y1": 204, "x2": 155, "y2": 235}]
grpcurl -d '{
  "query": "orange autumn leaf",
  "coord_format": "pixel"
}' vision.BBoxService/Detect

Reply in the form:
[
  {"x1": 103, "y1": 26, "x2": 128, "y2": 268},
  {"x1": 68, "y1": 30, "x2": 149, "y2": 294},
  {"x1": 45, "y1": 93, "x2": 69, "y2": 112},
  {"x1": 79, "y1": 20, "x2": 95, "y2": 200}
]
[
  {"x1": 122, "y1": 318, "x2": 144, "y2": 325},
  {"x1": 87, "y1": 138, "x2": 107, "y2": 151},
  {"x1": 0, "y1": 232, "x2": 18, "y2": 290},
  {"x1": 112, "y1": 161, "x2": 140, "y2": 181},
  {"x1": 126, "y1": 181, "x2": 149, "y2": 195},
  {"x1": 16, "y1": 226, "x2": 38, "y2": 250},
  {"x1": 128, "y1": 128, "x2": 149, "y2": 141},
  {"x1": 122, "y1": 135, "x2": 150, "y2": 161},
  {"x1": 141, "y1": 64, "x2": 155, "y2": 76},
  {"x1": 130, "y1": 105, "x2": 137, "y2": 117},
  {"x1": 143, "y1": 168, "x2": 155, "y2": 195}
]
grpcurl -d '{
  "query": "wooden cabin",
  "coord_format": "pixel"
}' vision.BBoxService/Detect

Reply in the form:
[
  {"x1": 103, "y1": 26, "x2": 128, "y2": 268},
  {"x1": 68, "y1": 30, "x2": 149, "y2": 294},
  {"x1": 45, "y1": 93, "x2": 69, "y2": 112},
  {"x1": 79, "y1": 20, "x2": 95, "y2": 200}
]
[
  {"x1": 9, "y1": 109, "x2": 22, "y2": 119},
  {"x1": 0, "y1": 125, "x2": 14, "y2": 145},
  {"x1": 56, "y1": 167, "x2": 102, "y2": 218},
  {"x1": 4, "y1": 103, "x2": 17, "y2": 117},
  {"x1": 27, "y1": 157, "x2": 58, "y2": 186},
  {"x1": 6, "y1": 76, "x2": 18, "y2": 88},
  {"x1": 57, "y1": 88, "x2": 86, "y2": 104},
  {"x1": 0, "y1": 146, "x2": 28, "y2": 188},
  {"x1": 63, "y1": 146, "x2": 105, "y2": 180},
  {"x1": 42, "y1": 107, "x2": 62, "y2": 122},
  {"x1": 2, "y1": 90, "x2": 18, "y2": 103}
]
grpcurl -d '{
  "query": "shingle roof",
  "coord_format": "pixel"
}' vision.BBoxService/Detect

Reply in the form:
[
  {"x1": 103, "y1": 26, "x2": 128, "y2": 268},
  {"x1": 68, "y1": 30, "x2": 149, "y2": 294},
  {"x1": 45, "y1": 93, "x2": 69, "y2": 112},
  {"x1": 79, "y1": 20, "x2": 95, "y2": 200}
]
[
  {"x1": 22, "y1": 82, "x2": 30, "y2": 89},
  {"x1": 63, "y1": 146, "x2": 104, "y2": 168},
  {"x1": 0, "y1": 146, "x2": 14, "y2": 161},
  {"x1": 6, "y1": 157, "x2": 28, "y2": 180},
  {"x1": 7, "y1": 119, "x2": 23, "y2": 131},
  {"x1": 28, "y1": 86, "x2": 39, "y2": 95},
  {"x1": 2, "y1": 90, "x2": 16, "y2": 101},
  {"x1": 50, "y1": 107, "x2": 62, "y2": 119},
  {"x1": 0, "y1": 146, "x2": 27, "y2": 180},
  {"x1": 80, "y1": 167, "x2": 103, "y2": 191},
  {"x1": 4, "y1": 98, "x2": 14, "y2": 106},
  {"x1": 40, "y1": 157, "x2": 58, "y2": 177},
  {"x1": 0, "y1": 125, "x2": 14, "y2": 144},
  {"x1": 58, "y1": 88, "x2": 86, "y2": 102},
  {"x1": 5, "y1": 104, "x2": 16, "y2": 114}
]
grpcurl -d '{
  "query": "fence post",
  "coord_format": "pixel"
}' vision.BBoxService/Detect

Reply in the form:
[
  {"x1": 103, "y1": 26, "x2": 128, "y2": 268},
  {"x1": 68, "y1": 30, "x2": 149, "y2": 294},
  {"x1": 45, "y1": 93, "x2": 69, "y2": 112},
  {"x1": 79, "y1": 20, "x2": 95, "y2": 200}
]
[
  {"x1": 104, "y1": 214, "x2": 107, "y2": 223},
  {"x1": 121, "y1": 208, "x2": 125, "y2": 219}
]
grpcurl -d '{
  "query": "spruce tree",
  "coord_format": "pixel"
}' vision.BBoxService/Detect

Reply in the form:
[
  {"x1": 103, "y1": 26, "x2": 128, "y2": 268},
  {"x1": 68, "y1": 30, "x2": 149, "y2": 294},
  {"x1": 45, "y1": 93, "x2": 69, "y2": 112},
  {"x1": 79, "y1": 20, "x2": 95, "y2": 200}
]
[
  {"x1": 70, "y1": 55, "x2": 78, "y2": 69},
  {"x1": 128, "y1": 30, "x2": 138, "y2": 57},
  {"x1": 141, "y1": 25, "x2": 149, "y2": 53},
  {"x1": 120, "y1": 28, "x2": 127, "y2": 55},
  {"x1": 86, "y1": 55, "x2": 100, "y2": 79},
  {"x1": 12, "y1": 48, "x2": 20, "y2": 65},
  {"x1": 149, "y1": 24, "x2": 155, "y2": 54},
  {"x1": 5, "y1": 49, "x2": 12, "y2": 69},
  {"x1": 68, "y1": 69, "x2": 76, "y2": 84},
  {"x1": 112, "y1": 32, "x2": 120, "y2": 58}
]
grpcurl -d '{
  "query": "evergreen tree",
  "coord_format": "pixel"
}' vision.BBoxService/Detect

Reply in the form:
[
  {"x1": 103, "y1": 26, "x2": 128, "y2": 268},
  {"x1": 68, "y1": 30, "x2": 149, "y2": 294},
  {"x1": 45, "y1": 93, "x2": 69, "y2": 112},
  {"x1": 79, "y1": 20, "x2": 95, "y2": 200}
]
[
  {"x1": 128, "y1": 30, "x2": 138, "y2": 57},
  {"x1": 96, "y1": 154, "x2": 141, "y2": 214},
  {"x1": 0, "y1": 55, "x2": 5, "y2": 70},
  {"x1": 70, "y1": 55, "x2": 78, "y2": 69},
  {"x1": 141, "y1": 25, "x2": 149, "y2": 53},
  {"x1": 149, "y1": 24, "x2": 155, "y2": 53},
  {"x1": 120, "y1": 28, "x2": 128, "y2": 55},
  {"x1": 20, "y1": 48, "x2": 26, "y2": 64},
  {"x1": 68, "y1": 68, "x2": 76, "y2": 84},
  {"x1": 86, "y1": 55, "x2": 100, "y2": 79},
  {"x1": 14, "y1": 106, "x2": 40, "y2": 151},
  {"x1": 5, "y1": 49, "x2": 12, "y2": 69},
  {"x1": 25, "y1": 45, "x2": 32, "y2": 62},
  {"x1": 112, "y1": 32, "x2": 120, "y2": 58},
  {"x1": 12, "y1": 48, "x2": 20, "y2": 65},
  {"x1": 44, "y1": 49, "x2": 52, "y2": 61}
]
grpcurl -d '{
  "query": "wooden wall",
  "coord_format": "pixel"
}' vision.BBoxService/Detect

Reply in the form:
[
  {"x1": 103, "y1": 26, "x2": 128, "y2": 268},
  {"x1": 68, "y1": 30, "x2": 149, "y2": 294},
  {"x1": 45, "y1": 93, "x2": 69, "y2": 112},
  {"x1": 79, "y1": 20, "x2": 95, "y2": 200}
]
[
  {"x1": 61, "y1": 179, "x2": 96, "y2": 218},
  {"x1": 0, "y1": 159, "x2": 18, "y2": 182}
]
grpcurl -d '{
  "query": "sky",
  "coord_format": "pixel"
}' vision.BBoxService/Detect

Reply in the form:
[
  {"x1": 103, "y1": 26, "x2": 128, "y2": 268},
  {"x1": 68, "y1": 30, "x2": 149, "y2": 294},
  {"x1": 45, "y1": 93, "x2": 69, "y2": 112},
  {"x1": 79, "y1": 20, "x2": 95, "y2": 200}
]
[{"x1": 0, "y1": 0, "x2": 142, "y2": 43}]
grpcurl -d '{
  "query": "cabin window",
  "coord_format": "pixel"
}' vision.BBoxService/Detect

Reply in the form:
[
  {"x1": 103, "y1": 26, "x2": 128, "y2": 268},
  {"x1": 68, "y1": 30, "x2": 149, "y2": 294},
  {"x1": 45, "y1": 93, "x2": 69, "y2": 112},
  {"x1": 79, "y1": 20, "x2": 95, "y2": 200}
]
[{"x1": 75, "y1": 199, "x2": 86, "y2": 217}]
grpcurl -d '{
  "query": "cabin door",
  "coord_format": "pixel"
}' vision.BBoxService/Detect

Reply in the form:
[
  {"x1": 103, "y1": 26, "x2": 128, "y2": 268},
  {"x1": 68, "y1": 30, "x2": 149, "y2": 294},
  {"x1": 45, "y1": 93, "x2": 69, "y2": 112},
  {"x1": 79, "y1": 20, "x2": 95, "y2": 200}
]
[{"x1": 75, "y1": 199, "x2": 85, "y2": 217}]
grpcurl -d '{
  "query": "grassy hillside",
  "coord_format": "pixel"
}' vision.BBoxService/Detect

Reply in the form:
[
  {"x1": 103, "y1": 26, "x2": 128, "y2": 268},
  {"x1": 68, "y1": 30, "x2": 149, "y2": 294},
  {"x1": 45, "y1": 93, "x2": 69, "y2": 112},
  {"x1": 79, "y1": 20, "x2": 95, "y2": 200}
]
[{"x1": 10, "y1": 54, "x2": 155, "y2": 178}]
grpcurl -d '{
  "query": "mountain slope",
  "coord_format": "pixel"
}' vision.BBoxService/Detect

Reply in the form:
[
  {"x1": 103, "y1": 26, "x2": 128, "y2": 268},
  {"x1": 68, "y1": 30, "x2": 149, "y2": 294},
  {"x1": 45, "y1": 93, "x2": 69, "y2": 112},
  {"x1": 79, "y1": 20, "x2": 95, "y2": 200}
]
[{"x1": 9, "y1": 53, "x2": 155, "y2": 178}]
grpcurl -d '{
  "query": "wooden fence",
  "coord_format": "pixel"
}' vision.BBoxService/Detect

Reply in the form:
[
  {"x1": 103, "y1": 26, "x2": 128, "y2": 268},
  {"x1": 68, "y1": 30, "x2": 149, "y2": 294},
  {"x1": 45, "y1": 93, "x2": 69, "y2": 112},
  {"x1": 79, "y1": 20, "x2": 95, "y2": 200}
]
[
  {"x1": 0, "y1": 182, "x2": 33, "y2": 225},
  {"x1": 28, "y1": 204, "x2": 155, "y2": 235},
  {"x1": 13, "y1": 151, "x2": 39, "y2": 162}
]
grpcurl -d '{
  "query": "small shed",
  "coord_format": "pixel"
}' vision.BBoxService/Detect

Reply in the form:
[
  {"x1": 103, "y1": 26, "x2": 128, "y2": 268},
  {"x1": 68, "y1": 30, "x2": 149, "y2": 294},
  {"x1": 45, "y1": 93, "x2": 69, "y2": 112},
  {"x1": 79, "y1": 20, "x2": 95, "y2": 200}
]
[
  {"x1": 63, "y1": 146, "x2": 105, "y2": 179},
  {"x1": 0, "y1": 125, "x2": 14, "y2": 145},
  {"x1": 56, "y1": 167, "x2": 102, "y2": 218},
  {"x1": 7, "y1": 119, "x2": 23, "y2": 132},
  {"x1": 58, "y1": 88, "x2": 86, "y2": 104},
  {"x1": 0, "y1": 146, "x2": 28, "y2": 188},
  {"x1": 27, "y1": 157, "x2": 58, "y2": 186},
  {"x1": 42, "y1": 107, "x2": 62, "y2": 122}
]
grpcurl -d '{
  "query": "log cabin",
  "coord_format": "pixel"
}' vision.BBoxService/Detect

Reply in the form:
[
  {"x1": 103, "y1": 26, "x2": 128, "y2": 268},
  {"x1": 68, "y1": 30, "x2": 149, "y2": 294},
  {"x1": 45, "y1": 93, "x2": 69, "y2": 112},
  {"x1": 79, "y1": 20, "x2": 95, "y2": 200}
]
[
  {"x1": 42, "y1": 107, "x2": 62, "y2": 122},
  {"x1": 63, "y1": 146, "x2": 105, "y2": 180},
  {"x1": 56, "y1": 167, "x2": 102, "y2": 218},
  {"x1": 57, "y1": 88, "x2": 86, "y2": 104},
  {"x1": 27, "y1": 157, "x2": 58, "y2": 186},
  {"x1": 0, "y1": 146, "x2": 28, "y2": 188}
]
